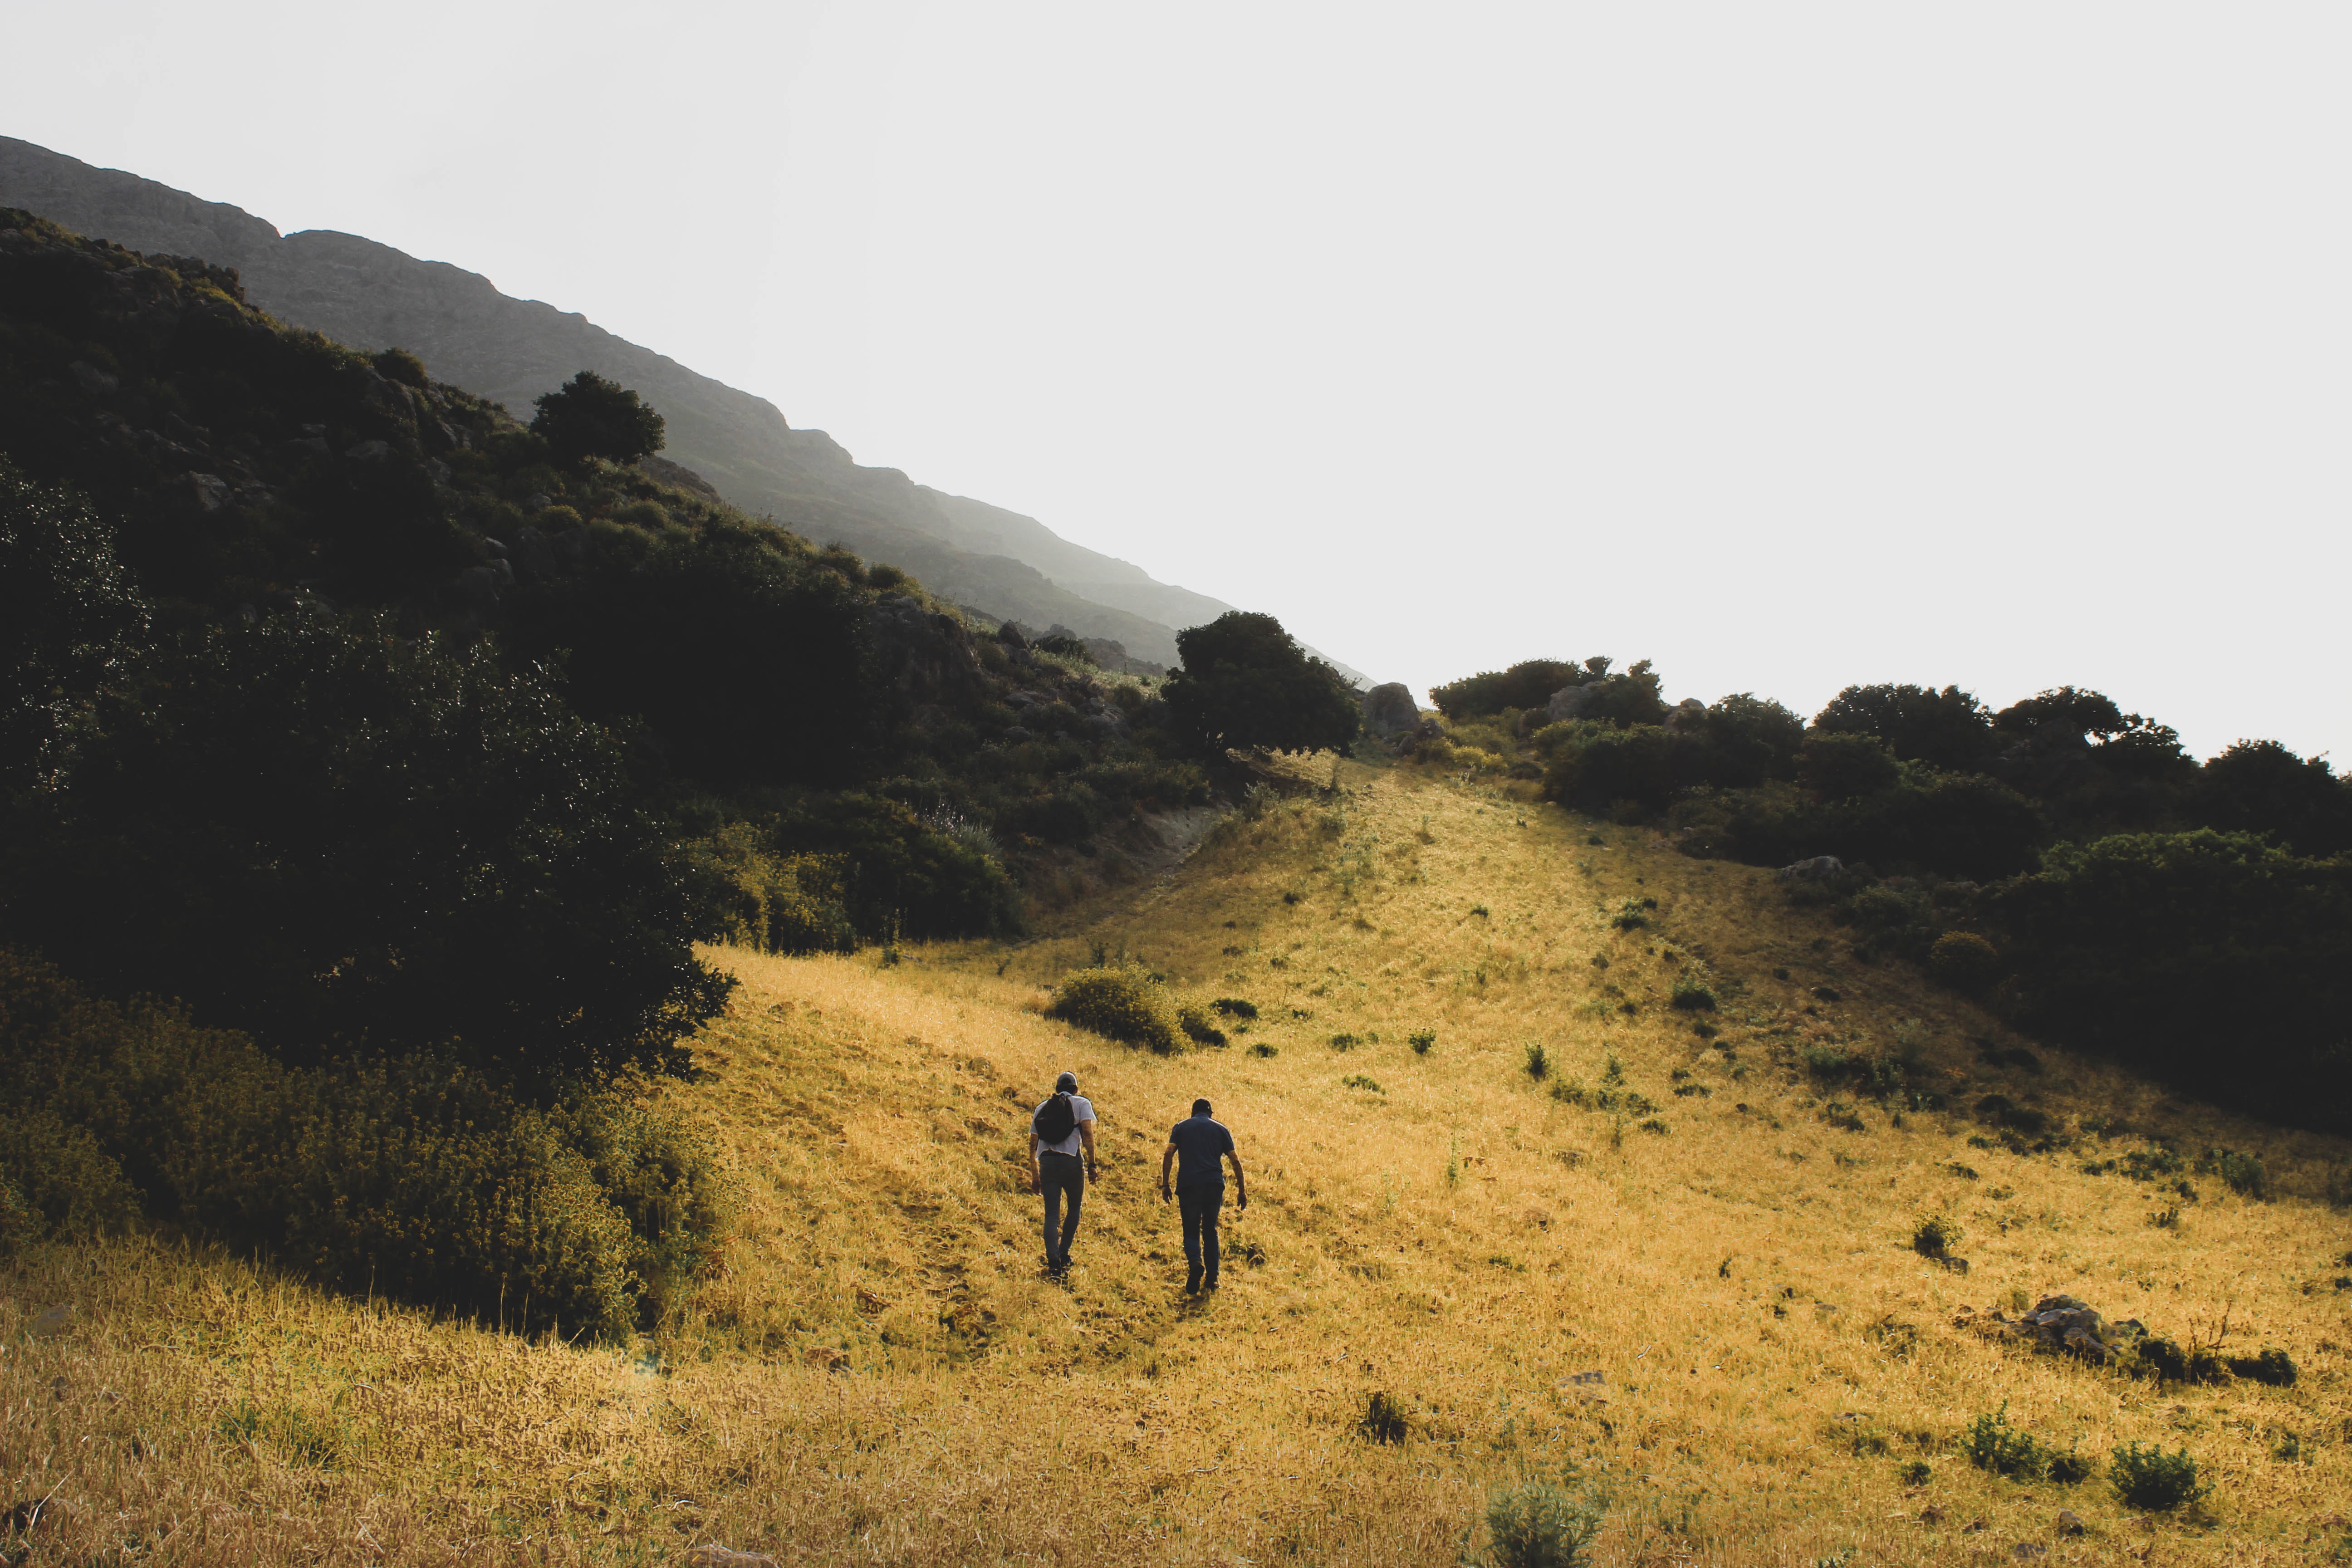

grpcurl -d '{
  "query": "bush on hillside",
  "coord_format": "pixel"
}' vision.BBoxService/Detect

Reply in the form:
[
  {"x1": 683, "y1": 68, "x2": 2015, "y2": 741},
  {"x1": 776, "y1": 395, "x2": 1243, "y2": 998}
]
[
  {"x1": 774, "y1": 793, "x2": 1021, "y2": 941},
  {"x1": 0, "y1": 950, "x2": 732, "y2": 1338},
  {"x1": 1928, "y1": 931, "x2": 2001, "y2": 993},
  {"x1": 1813, "y1": 683, "x2": 1999, "y2": 772},
  {"x1": 1176, "y1": 1000, "x2": 1228, "y2": 1046},
  {"x1": 1984, "y1": 830, "x2": 2352, "y2": 1132},
  {"x1": 1961, "y1": 1404, "x2": 2088, "y2": 1484},
  {"x1": 1428, "y1": 659, "x2": 1584, "y2": 720},
  {"x1": 2110, "y1": 1442, "x2": 2208, "y2": 1513},
  {"x1": 530, "y1": 371, "x2": 667, "y2": 467},
  {"x1": 1048, "y1": 967, "x2": 1184, "y2": 1054},
  {"x1": 1161, "y1": 612, "x2": 1361, "y2": 756},
  {"x1": 1800, "y1": 731, "x2": 1902, "y2": 801},
  {"x1": 1473, "y1": 1476, "x2": 1603, "y2": 1568},
  {"x1": 2193, "y1": 740, "x2": 2352, "y2": 857},
  {"x1": 0, "y1": 615, "x2": 730, "y2": 1080},
  {"x1": 372, "y1": 347, "x2": 431, "y2": 387},
  {"x1": 683, "y1": 826, "x2": 859, "y2": 955},
  {"x1": 1540, "y1": 723, "x2": 1704, "y2": 815},
  {"x1": 1571, "y1": 660, "x2": 1669, "y2": 729},
  {"x1": 1691, "y1": 693, "x2": 1806, "y2": 786},
  {"x1": 1912, "y1": 1211, "x2": 1964, "y2": 1258}
]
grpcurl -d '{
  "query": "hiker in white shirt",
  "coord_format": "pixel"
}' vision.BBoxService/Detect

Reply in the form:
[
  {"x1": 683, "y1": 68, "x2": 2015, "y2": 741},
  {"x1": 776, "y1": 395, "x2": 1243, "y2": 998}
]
[{"x1": 1029, "y1": 1071, "x2": 1098, "y2": 1275}]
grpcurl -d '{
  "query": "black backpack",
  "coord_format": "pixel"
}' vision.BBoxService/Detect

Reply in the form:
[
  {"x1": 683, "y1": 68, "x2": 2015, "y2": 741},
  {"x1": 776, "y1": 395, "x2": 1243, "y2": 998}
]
[{"x1": 1034, "y1": 1091, "x2": 1077, "y2": 1144}]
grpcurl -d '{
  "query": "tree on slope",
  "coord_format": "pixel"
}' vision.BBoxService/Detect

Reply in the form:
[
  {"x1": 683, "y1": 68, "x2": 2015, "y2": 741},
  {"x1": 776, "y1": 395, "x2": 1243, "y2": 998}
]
[
  {"x1": 1162, "y1": 611, "x2": 1361, "y2": 756},
  {"x1": 531, "y1": 372, "x2": 666, "y2": 467}
]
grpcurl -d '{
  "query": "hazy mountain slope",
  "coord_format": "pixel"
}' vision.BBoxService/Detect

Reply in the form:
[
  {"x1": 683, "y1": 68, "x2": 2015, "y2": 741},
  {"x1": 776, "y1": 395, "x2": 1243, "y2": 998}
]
[{"x1": 0, "y1": 133, "x2": 1285, "y2": 670}]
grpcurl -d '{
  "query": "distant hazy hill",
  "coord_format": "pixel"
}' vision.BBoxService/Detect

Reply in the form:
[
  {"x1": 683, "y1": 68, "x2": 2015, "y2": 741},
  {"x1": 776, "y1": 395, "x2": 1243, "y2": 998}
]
[{"x1": 0, "y1": 134, "x2": 1358, "y2": 676}]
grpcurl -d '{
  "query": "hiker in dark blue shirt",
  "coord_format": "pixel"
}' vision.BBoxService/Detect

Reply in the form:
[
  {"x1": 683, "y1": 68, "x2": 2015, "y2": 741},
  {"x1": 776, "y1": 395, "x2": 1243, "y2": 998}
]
[{"x1": 1158, "y1": 1098, "x2": 1245, "y2": 1293}]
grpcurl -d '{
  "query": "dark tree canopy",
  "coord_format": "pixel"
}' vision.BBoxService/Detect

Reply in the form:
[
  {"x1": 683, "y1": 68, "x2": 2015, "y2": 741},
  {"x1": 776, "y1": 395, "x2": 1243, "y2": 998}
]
[
  {"x1": 1428, "y1": 659, "x2": 1584, "y2": 720},
  {"x1": 2193, "y1": 740, "x2": 2352, "y2": 858},
  {"x1": 1162, "y1": 612, "x2": 1361, "y2": 755},
  {"x1": 0, "y1": 462, "x2": 149, "y2": 785},
  {"x1": 530, "y1": 372, "x2": 667, "y2": 467},
  {"x1": 0, "y1": 617, "x2": 730, "y2": 1081},
  {"x1": 1812, "y1": 682, "x2": 1998, "y2": 772}
]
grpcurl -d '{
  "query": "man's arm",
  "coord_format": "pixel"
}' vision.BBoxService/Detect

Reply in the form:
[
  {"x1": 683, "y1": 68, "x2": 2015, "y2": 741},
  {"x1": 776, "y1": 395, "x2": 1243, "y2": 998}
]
[
  {"x1": 1029, "y1": 1129, "x2": 1042, "y2": 1193},
  {"x1": 1227, "y1": 1149, "x2": 1247, "y2": 1210},
  {"x1": 1158, "y1": 1140, "x2": 1177, "y2": 1201},
  {"x1": 1078, "y1": 1117, "x2": 1098, "y2": 1179}
]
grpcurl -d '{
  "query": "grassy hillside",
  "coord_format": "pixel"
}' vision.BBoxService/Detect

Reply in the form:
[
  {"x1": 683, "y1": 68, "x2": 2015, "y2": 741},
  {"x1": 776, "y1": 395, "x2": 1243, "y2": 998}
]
[{"x1": 5, "y1": 753, "x2": 2343, "y2": 1565}]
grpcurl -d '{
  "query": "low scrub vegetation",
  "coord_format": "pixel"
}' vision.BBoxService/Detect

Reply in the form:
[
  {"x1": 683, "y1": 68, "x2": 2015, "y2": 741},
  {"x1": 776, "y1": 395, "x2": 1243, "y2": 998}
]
[
  {"x1": 0, "y1": 951, "x2": 727, "y2": 1337},
  {"x1": 1046, "y1": 966, "x2": 1187, "y2": 1054},
  {"x1": 1961, "y1": 1404, "x2": 2092, "y2": 1485}
]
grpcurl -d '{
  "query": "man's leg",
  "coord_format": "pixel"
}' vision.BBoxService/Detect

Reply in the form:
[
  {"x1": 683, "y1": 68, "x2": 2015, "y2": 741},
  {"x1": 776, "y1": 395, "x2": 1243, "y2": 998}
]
[
  {"x1": 1199, "y1": 1186, "x2": 1224, "y2": 1288},
  {"x1": 1041, "y1": 1161, "x2": 1067, "y2": 1268},
  {"x1": 1179, "y1": 1190, "x2": 1205, "y2": 1292},
  {"x1": 1058, "y1": 1164, "x2": 1084, "y2": 1264}
]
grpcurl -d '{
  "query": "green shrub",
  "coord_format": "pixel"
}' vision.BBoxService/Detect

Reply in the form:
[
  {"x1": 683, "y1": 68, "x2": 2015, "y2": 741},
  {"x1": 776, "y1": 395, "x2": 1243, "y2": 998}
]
[
  {"x1": 1912, "y1": 1212, "x2": 1963, "y2": 1258},
  {"x1": 2198, "y1": 1147, "x2": 2269, "y2": 1198},
  {"x1": 0, "y1": 951, "x2": 730, "y2": 1338},
  {"x1": 0, "y1": 1107, "x2": 139, "y2": 1242},
  {"x1": 372, "y1": 347, "x2": 431, "y2": 387},
  {"x1": 1428, "y1": 661, "x2": 1583, "y2": 720},
  {"x1": 1473, "y1": 1477, "x2": 1603, "y2": 1568},
  {"x1": 2110, "y1": 1442, "x2": 2207, "y2": 1512},
  {"x1": 686, "y1": 828, "x2": 858, "y2": 956},
  {"x1": 531, "y1": 371, "x2": 666, "y2": 467},
  {"x1": 1409, "y1": 1029, "x2": 1436, "y2": 1054},
  {"x1": 1984, "y1": 831, "x2": 2352, "y2": 1135},
  {"x1": 1341, "y1": 1074, "x2": 1384, "y2": 1093},
  {"x1": 1929, "y1": 931, "x2": 2000, "y2": 992},
  {"x1": 1249, "y1": 1043, "x2": 1279, "y2": 1058},
  {"x1": 2134, "y1": 1336, "x2": 2225, "y2": 1385},
  {"x1": 1669, "y1": 980, "x2": 1716, "y2": 1011},
  {"x1": 1330, "y1": 1032, "x2": 1360, "y2": 1050},
  {"x1": 1176, "y1": 1001, "x2": 1228, "y2": 1046},
  {"x1": 1610, "y1": 898, "x2": 1653, "y2": 930},
  {"x1": 2227, "y1": 1348, "x2": 2298, "y2": 1387},
  {"x1": 1800, "y1": 731, "x2": 1902, "y2": 801},
  {"x1": 1961, "y1": 1404, "x2": 2087, "y2": 1485},
  {"x1": 1048, "y1": 967, "x2": 1183, "y2": 1054},
  {"x1": 1213, "y1": 998, "x2": 1259, "y2": 1019},
  {"x1": 2043, "y1": 1450, "x2": 2095, "y2": 1485},
  {"x1": 1524, "y1": 1043, "x2": 1550, "y2": 1079}
]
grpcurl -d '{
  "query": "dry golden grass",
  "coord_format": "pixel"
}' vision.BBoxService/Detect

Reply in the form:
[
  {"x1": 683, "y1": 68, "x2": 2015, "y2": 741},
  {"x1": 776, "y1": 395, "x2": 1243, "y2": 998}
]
[{"x1": 5, "y1": 755, "x2": 2349, "y2": 1564}]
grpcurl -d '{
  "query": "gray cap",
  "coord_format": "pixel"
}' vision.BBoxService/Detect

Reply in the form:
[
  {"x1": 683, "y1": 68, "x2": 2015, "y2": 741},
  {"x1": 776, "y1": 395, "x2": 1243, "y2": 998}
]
[{"x1": 1056, "y1": 1071, "x2": 1078, "y2": 1092}]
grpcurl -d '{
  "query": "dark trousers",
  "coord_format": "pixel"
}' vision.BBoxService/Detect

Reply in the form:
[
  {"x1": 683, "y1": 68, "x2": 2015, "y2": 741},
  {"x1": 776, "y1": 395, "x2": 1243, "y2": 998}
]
[
  {"x1": 1040, "y1": 1152, "x2": 1084, "y2": 1266},
  {"x1": 1179, "y1": 1185, "x2": 1224, "y2": 1284}
]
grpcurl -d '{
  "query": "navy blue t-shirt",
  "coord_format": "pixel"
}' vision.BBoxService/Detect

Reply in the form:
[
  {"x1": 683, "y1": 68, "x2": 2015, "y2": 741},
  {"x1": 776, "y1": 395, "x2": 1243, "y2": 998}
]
[{"x1": 1168, "y1": 1114, "x2": 1235, "y2": 1191}]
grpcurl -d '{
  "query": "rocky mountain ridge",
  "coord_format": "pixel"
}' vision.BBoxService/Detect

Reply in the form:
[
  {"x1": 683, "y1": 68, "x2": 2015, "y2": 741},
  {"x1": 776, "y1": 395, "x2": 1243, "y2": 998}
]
[{"x1": 0, "y1": 134, "x2": 1350, "y2": 674}]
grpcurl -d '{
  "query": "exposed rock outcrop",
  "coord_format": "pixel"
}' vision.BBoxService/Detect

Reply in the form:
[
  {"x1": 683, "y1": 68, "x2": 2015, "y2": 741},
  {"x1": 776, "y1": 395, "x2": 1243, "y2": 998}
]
[{"x1": 1361, "y1": 682, "x2": 1421, "y2": 738}]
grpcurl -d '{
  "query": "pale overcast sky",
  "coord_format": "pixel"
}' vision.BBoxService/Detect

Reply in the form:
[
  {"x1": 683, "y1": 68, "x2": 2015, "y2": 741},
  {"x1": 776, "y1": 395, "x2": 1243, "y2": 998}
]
[{"x1": 8, "y1": 2, "x2": 2348, "y2": 763}]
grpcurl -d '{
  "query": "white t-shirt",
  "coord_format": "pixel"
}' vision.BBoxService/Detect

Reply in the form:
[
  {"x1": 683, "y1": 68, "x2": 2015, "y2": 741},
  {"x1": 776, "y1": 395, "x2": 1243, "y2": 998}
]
[{"x1": 1034, "y1": 1094, "x2": 1096, "y2": 1156}]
